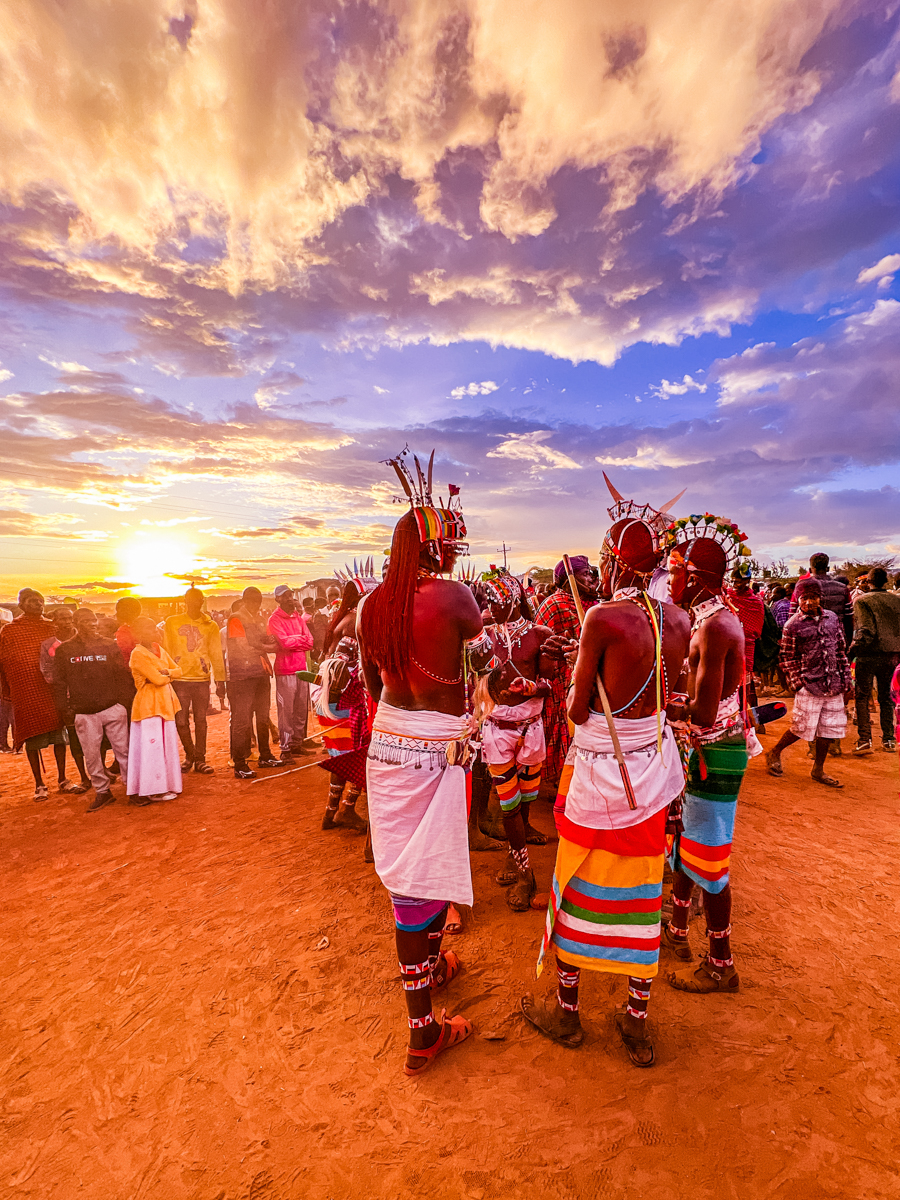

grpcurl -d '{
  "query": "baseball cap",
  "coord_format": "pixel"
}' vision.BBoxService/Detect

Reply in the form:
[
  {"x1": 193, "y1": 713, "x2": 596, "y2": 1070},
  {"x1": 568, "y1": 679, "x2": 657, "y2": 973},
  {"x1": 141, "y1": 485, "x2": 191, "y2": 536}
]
[{"x1": 273, "y1": 584, "x2": 292, "y2": 598}]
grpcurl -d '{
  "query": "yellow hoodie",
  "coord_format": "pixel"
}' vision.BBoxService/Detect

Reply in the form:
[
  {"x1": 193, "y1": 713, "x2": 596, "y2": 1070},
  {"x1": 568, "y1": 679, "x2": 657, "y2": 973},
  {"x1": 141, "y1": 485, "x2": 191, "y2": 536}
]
[{"x1": 162, "y1": 611, "x2": 226, "y2": 682}]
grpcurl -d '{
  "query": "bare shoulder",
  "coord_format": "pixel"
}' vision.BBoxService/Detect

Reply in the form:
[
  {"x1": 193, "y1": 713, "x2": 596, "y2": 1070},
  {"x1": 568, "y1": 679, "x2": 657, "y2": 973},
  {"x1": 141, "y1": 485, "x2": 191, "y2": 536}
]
[
  {"x1": 419, "y1": 578, "x2": 480, "y2": 615},
  {"x1": 585, "y1": 600, "x2": 634, "y2": 628},
  {"x1": 664, "y1": 604, "x2": 691, "y2": 636},
  {"x1": 706, "y1": 607, "x2": 744, "y2": 644}
]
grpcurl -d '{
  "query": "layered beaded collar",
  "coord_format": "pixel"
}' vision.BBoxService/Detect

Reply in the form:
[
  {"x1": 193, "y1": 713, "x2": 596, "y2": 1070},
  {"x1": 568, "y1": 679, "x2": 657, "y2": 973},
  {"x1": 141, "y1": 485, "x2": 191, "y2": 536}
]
[{"x1": 689, "y1": 595, "x2": 727, "y2": 629}]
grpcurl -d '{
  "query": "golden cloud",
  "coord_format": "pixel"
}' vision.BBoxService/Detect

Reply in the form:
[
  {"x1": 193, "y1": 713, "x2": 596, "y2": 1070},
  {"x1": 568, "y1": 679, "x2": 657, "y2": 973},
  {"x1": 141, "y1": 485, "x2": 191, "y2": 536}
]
[{"x1": 0, "y1": 0, "x2": 843, "y2": 297}]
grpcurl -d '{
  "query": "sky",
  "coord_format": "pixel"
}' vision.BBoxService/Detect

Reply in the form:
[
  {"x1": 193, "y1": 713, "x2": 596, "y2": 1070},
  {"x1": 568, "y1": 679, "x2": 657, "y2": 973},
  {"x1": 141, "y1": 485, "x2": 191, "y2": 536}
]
[{"x1": 1, "y1": 0, "x2": 899, "y2": 598}]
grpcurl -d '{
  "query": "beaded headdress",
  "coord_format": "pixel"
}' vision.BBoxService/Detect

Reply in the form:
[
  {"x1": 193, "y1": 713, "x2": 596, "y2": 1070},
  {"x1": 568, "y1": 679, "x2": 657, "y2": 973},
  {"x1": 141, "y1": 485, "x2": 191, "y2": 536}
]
[
  {"x1": 333, "y1": 557, "x2": 379, "y2": 597},
  {"x1": 480, "y1": 565, "x2": 523, "y2": 606},
  {"x1": 601, "y1": 472, "x2": 686, "y2": 583},
  {"x1": 661, "y1": 512, "x2": 752, "y2": 574},
  {"x1": 383, "y1": 446, "x2": 468, "y2": 557}
]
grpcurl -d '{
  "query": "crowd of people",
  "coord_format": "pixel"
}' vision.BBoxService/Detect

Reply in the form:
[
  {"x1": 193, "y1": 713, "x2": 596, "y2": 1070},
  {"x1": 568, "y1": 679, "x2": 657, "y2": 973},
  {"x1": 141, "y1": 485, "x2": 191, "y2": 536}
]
[
  {"x1": 2, "y1": 461, "x2": 900, "y2": 1075},
  {"x1": 0, "y1": 583, "x2": 347, "y2": 808}
]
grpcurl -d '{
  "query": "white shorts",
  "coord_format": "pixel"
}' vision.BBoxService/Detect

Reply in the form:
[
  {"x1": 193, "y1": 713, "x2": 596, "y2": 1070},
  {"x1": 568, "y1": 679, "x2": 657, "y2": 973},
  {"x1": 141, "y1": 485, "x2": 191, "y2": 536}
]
[{"x1": 790, "y1": 688, "x2": 847, "y2": 741}]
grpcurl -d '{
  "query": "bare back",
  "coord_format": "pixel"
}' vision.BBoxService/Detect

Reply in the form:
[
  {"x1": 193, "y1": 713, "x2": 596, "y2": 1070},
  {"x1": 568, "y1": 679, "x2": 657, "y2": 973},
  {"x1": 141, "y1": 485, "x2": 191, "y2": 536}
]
[
  {"x1": 686, "y1": 607, "x2": 745, "y2": 728},
  {"x1": 359, "y1": 579, "x2": 483, "y2": 715},
  {"x1": 569, "y1": 598, "x2": 691, "y2": 725}
]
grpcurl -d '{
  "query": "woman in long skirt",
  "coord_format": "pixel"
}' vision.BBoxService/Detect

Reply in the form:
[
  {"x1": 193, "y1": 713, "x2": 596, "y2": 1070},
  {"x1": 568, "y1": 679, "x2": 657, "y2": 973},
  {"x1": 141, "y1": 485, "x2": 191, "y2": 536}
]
[{"x1": 127, "y1": 617, "x2": 183, "y2": 804}]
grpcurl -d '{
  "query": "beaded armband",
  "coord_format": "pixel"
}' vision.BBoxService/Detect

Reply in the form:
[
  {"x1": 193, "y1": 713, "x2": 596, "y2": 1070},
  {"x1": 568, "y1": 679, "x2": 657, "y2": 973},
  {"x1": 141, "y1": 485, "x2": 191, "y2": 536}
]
[{"x1": 465, "y1": 628, "x2": 499, "y2": 675}]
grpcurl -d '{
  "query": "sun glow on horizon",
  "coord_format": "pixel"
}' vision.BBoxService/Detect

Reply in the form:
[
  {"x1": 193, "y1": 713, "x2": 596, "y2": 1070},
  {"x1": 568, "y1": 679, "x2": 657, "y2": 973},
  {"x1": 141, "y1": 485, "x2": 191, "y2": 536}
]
[{"x1": 119, "y1": 535, "x2": 199, "y2": 597}]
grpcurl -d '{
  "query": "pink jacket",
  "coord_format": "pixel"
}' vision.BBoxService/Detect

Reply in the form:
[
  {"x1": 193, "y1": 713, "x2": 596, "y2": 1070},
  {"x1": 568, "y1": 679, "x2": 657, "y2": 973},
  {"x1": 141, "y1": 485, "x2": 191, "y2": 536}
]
[{"x1": 267, "y1": 608, "x2": 314, "y2": 676}]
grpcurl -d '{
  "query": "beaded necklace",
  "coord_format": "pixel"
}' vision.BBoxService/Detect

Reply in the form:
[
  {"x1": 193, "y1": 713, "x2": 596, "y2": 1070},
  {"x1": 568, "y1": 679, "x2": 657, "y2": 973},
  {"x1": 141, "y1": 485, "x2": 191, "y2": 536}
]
[{"x1": 491, "y1": 616, "x2": 532, "y2": 678}]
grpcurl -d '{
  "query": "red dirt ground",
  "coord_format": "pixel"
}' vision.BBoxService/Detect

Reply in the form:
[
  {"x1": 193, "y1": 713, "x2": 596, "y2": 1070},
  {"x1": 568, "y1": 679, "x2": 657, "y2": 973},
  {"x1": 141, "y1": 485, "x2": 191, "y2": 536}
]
[{"x1": 1, "y1": 706, "x2": 898, "y2": 1200}]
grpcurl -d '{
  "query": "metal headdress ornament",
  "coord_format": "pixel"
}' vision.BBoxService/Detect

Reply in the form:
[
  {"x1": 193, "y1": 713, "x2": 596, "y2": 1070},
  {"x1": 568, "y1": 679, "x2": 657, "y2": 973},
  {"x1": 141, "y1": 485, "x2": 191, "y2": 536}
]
[
  {"x1": 334, "y1": 556, "x2": 379, "y2": 597},
  {"x1": 601, "y1": 471, "x2": 687, "y2": 584},
  {"x1": 382, "y1": 445, "x2": 468, "y2": 557}
]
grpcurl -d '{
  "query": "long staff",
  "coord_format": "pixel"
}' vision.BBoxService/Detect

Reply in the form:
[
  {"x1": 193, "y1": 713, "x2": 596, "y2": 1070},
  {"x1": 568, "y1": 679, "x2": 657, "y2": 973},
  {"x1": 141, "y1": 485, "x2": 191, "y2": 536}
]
[{"x1": 562, "y1": 553, "x2": 637, "y2": 811}]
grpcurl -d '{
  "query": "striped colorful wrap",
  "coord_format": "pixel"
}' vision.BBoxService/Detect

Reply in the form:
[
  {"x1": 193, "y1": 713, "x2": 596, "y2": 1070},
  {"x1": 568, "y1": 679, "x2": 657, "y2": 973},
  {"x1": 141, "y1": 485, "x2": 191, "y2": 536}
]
[
  {"x1": 538, "y1": 807, "x2": 667, "y2": 978},
  {"x1": 666, "y1": 736, "x2": 748, "y2": 894}
]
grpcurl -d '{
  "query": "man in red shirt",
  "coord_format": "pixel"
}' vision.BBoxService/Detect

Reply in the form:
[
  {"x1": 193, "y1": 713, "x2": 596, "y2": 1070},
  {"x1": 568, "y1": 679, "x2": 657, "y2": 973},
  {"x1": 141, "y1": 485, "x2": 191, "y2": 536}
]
[
  {"x1": 725, "y1": 565, "x2": 765, "y2": 714},
  {"x1": 114, "y1": 596, "x2": 142, "y2": 661}
]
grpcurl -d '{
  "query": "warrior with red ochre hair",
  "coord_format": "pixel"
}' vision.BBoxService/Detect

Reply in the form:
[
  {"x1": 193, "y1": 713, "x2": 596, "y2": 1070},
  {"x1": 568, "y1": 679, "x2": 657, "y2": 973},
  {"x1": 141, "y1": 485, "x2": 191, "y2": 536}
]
[
  {"x1": 357, "y1": 449, "x2": 494, "y2": 1077},
  {"x1": 523, "y1": 474, "x2": 690, "y2": 1067}
]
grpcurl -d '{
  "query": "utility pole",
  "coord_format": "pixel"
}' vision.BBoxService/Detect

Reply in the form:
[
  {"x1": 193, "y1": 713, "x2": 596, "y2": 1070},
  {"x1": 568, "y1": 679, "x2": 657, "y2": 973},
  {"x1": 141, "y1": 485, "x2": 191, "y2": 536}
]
[{"x1": 496, "y1": 541, "x2": 511, "y2": 569}]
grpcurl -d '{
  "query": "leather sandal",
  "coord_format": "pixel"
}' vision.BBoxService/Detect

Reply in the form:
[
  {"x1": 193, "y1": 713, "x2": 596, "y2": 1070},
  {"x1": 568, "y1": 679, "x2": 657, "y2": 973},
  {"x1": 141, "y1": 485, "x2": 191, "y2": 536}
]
[
  {"x1": 614, "y1": 1010, "x2": 655, "y2": 1067},
  {"x1": 430, "y1": 950, "x2": 461, "y2": 992},
  {"x1": 404, "y1": 1009, "x2": 472, "y2": 1076}
]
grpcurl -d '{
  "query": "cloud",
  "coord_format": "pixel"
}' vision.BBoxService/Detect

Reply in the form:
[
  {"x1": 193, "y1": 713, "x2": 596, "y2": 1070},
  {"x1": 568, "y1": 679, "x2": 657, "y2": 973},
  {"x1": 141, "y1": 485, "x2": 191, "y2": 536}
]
[
  {"x1": 650, "y1": 374, "x2": 707, "y2": 399},
  {"x1": 253, "y1": 370, "x2": 305, "y2": 410},
  {"x1": 487, "y1": 430, "x2": 582, "y2": 472},
  {"x1": 58, "y1": 581, "x2": 136, "y2": 591},
  {"x1": 450, "y1": 380, "x2": 499, "y2": 398},
  {"x1": 0, "y1": 0, "x2": 893, "y2": 373},
  {"x1": 0, "y1": 508, "x2": 110, "y2": 539},
  {"x1": 857, "y1": 253, "x2": 900, "y2": 287}
]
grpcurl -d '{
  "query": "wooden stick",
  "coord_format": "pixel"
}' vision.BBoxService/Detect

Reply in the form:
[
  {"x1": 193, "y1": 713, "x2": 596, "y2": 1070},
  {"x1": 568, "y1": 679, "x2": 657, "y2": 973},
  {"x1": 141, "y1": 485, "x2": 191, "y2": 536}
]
[{"x1": 562, "y1": 553, "x2": 637, "y2": 810}]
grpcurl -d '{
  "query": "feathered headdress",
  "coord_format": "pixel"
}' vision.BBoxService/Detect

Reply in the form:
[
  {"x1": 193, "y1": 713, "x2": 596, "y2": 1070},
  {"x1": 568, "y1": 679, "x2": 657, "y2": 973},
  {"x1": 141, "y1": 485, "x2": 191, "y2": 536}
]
[
  {"x1": 334, "y1": 556, "x2": 379, "y2": 596},
  {"x1": 382, "y1": 445, "x2": 468, "y2": 557}
]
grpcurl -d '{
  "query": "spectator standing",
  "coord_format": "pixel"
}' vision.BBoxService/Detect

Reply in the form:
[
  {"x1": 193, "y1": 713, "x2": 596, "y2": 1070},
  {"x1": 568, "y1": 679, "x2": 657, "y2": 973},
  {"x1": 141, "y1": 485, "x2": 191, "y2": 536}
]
[
  {"x1": 39, "y1": 606, "x2": 92, "y2": 793},
  {"x1": 162, "y1": 587, "x2": 226, "y2": 774},
  {"x1": 770, "y1": 585, "x2": 791, "y2": 629},
  {"x1": 97, "y1": 614, "x2": 118, "y2": 638},
  {"x1": 127, "y1": 617, "x2": 183, "y2": 804},
  {"x1": 789, "y1": 553, "x2": 852, "y2": 644},
  {"x1": 767, "y1": 577, "x2": 852, "y2": 787},
  {"x1": 851, "y1": 573, "x2": 870, "y2": 604},
  {"x1": 851, "y1": 566, "x2": 900, "y2": 754},
  {"x1": 114, "y1": 597, "x2": 142, "y2": 661},
  {"x1": 268, "y1": 585, "x2": 315, "y2": 763},
  {"x1": 0, "y1": 588, "x2": 67, "y2": 801},
  {"x1": 303, "y1": 596, "x2": 328, "y2": 665},
  {"x1": 52, "y1": 609, "x2": 132, "y2": 811},
  {"x1": 324, "y1": 585, "x2": 341, "y2": 619},
  {"x1": 725, "y1": 565, "x2": 766, "y2": 713},
  {"x1": 226, "y1": 587, "x2": 281, "y2": 779}
]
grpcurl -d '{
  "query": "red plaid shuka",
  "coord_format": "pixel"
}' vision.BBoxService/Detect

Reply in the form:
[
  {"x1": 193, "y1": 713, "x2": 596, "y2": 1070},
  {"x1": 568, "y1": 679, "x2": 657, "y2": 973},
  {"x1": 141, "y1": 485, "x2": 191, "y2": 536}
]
[
  {"x1": 534, "y1": 590, "x2": 598, "y2": 784},
  {"x1": 0, "y1": 616, "x2": 61, "y2": 748}
]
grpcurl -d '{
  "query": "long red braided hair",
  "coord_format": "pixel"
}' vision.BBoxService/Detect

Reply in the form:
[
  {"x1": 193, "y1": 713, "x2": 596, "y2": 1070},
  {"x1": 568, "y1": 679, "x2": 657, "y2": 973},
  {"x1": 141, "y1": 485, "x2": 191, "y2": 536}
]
[{"x1": 358, "y1": 510, "x2": 428, "y2": 676}]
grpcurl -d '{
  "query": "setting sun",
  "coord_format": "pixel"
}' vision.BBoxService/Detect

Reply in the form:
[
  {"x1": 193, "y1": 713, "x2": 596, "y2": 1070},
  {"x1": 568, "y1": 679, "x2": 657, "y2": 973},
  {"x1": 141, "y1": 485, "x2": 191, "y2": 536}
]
[{"x1": 119, "y1": 536, "x2": 198, "y2": 597}]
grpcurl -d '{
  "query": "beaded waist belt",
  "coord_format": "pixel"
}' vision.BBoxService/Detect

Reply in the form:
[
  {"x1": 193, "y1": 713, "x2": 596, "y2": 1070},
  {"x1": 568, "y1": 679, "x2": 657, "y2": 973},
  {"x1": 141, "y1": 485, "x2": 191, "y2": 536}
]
[{"x1": 368, "y1": 728, "x2": 473, "y2": 770}]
